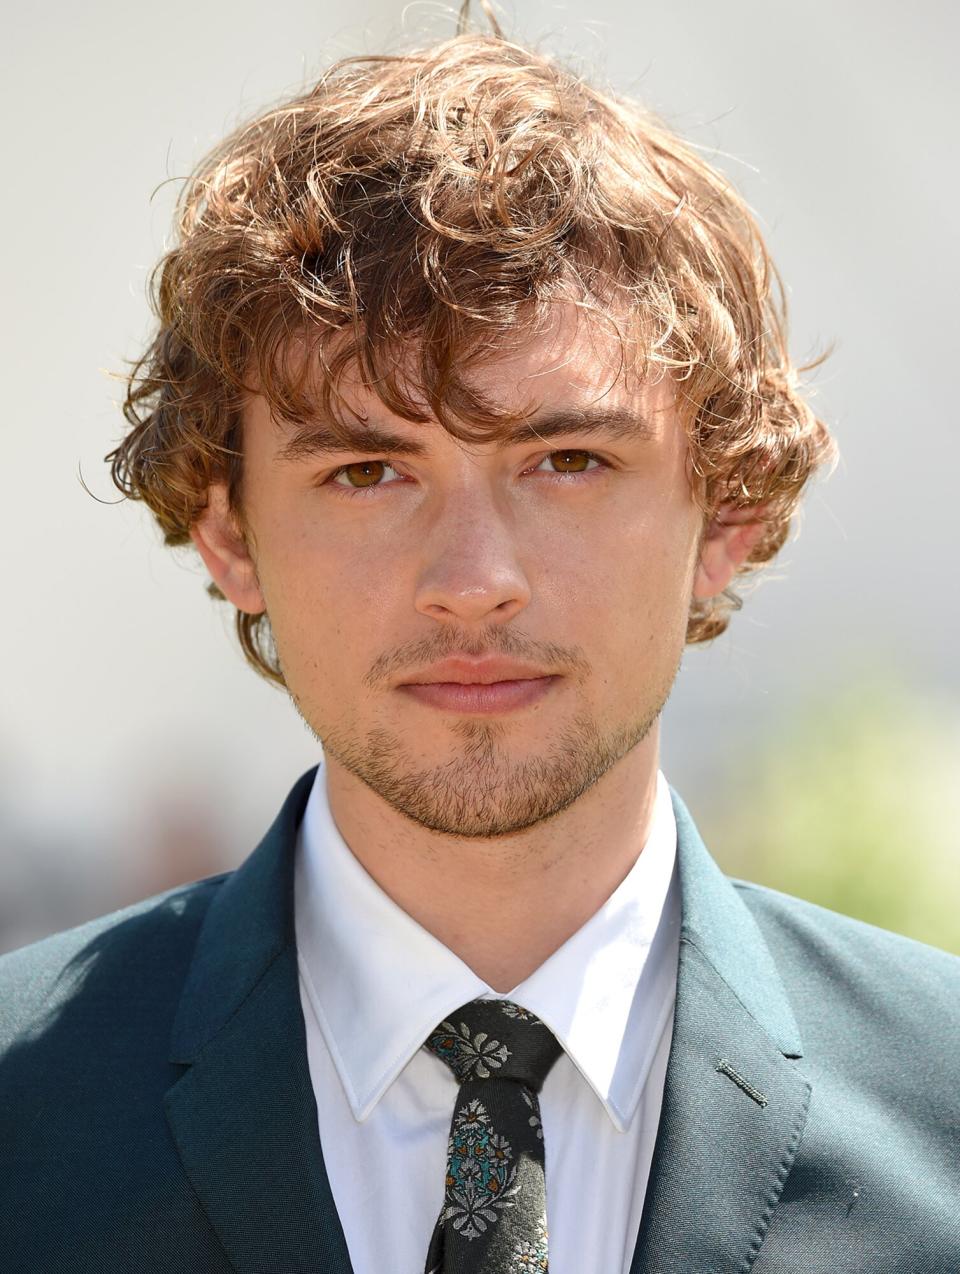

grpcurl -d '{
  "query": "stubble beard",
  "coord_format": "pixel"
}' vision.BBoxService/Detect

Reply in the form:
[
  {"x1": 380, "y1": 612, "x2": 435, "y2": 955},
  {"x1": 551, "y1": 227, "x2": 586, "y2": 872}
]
[{"x1": 291, "y1": 660, "x2": 681, "y2": 839}]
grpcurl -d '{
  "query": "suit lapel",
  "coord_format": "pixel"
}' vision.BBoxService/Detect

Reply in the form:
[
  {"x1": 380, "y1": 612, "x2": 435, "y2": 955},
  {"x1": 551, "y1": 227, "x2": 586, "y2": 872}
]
[
  {"x1": 630, "y1": 790, "x2": 812, "y2": 1274},
  {"x1": 164, "y1": 766, "x2": 353, "y2": 1273}
]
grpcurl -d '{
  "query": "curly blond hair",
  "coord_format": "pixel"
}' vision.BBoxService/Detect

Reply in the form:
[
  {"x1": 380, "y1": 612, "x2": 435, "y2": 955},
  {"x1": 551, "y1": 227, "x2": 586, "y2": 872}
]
[{"x1": 107, "y1": 23, "x2": 836, "y2": 686}]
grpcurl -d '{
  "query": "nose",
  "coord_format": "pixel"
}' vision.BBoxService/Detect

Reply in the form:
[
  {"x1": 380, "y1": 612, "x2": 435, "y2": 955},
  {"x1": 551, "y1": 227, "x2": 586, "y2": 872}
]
[{"x1": 413, "y1": 487, "x2": 532, "y2": 626}]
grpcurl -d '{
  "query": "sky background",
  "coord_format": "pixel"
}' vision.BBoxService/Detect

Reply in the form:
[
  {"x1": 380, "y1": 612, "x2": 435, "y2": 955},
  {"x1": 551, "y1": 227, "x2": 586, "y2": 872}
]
[{"x1": 3, "y1": 0, "x2": 958, "y2": 951}]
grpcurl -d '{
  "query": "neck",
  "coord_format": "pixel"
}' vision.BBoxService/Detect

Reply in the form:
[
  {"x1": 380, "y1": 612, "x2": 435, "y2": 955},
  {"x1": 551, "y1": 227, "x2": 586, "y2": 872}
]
[{"x1": 322, "y1": 730, "x2": 661, "y2": 992}]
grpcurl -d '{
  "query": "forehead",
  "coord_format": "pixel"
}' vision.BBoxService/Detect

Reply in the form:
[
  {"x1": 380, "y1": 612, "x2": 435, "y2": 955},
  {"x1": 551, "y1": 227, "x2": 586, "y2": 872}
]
[
  {"x1": 245, "y1": 300, "x2": 676, "y2": 452},
  {"x1": 354, "y1": 303, "x2": 652, "y2": 416}
]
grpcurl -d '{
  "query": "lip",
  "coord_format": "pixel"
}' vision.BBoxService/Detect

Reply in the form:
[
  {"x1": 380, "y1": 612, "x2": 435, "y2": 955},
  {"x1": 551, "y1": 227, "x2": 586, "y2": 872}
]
[
  {"x1": 402, "y1": 657, "x2": 554, "y2": 686},
  {"x1": 399, "y1": 676, "x2": 558, "y2": 714}
]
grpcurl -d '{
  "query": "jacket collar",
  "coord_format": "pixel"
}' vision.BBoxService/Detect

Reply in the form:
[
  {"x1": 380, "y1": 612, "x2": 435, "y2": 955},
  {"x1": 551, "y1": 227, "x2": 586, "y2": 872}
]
[
  {"x1": 168, "y1": 767, "x2": 313, "y2": 1065},
  {"x1": 670, "y1": 787, "x2": 803, "y2": 1059},
  {"x1": 629, "y1": 787, "x2": 811, "y2": 1272},
  {"x1": 165, "y1": 766, "x2": 354, "y2": 1273}
]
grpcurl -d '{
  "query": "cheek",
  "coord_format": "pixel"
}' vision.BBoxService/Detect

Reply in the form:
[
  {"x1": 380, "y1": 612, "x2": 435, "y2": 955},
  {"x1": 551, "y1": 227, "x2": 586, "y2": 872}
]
[
  {"x1": 602, "y1": 505, "x2": 698, "y2": 598},
  {"x1": 248, "y1": 522, "x2": 330, "y2": 644},
  {"x1": 255, "y1": 516, "x2": 397, "y2": 676},
  {"x1": 603, "y1": 520, "x2": 701, "y2": 672},
  {"x1": 533, "y1": 516, "x2": 692, "y2": 678}
]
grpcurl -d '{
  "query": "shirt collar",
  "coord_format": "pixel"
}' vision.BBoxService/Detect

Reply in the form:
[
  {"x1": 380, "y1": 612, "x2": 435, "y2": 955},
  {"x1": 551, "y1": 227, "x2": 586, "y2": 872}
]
[{"x1": 294, "y1": 755, "x2": 679, "y2": 1132}]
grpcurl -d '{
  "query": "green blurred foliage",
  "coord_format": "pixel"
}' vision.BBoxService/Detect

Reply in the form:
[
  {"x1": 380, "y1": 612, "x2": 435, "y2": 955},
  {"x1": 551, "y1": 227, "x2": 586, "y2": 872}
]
[{"x1": 701, "y1": 674, "x2": 960, "y2": 955}]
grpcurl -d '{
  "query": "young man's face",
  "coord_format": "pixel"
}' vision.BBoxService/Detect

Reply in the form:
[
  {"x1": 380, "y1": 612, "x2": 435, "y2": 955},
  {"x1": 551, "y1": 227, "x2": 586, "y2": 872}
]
[{"x1": 193, "y1": 306, "x2": 759, "y2": 837}]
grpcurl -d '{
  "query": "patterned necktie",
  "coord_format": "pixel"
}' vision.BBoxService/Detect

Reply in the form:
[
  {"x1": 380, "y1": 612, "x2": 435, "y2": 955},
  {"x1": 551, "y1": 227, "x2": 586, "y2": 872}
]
[{"x1": 423, "y1": 998, "x2": 563, "y2": 1273}]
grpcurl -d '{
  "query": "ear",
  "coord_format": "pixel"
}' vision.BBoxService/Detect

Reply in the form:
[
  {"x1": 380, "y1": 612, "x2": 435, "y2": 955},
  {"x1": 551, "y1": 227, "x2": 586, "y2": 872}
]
[
  {"x1": 189, "y1": 482, "x2": 266, "y2": 615},
  {"x1": 692, "y1": 502, "x2": 769, "y2": 600}
]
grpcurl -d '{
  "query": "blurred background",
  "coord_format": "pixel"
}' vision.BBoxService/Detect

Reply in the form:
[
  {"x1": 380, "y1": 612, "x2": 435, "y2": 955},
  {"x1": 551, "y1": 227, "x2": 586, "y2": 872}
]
[{"x1": 2, "y1": 0, "x2": 958, "y2": 955}]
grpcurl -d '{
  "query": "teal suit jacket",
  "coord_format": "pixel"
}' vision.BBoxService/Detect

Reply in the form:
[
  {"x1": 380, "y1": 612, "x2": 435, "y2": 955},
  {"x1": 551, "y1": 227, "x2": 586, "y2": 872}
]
[{"x1": 2, "y1": 767, "x2": 958, "y2": 1271}]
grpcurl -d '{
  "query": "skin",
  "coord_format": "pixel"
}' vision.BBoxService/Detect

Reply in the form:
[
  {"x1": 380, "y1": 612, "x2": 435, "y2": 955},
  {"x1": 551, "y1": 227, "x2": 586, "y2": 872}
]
[{"x1": 192, "y1": 307, "x2": 765, "y2": 990}]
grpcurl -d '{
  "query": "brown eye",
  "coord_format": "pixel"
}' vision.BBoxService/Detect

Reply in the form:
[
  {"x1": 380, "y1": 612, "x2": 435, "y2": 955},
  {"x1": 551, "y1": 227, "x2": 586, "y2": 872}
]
[
  {"x1": 334, "y1": 460, "x2": 389, "y2": 488},
  {"x1": 549, "y1": 451, "x2": 592, "y2": 472}
]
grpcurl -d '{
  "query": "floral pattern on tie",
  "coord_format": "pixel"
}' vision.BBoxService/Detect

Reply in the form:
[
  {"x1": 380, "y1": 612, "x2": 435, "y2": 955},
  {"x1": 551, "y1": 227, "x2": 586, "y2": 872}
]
[
  {"x1": 500, "y1": 1002, "x2": 541, "y2": 1024},
  {"x1": 441, "y1": 1097, "x2": 519, "y2": 1238},
  {"x1": 428, "y1": 1020, "x2": 511, "y2": 1081},
  {"x1": 509, "y1": 1217, "x2": 548, "y2": 1271},
  {"x1": 520, "y1": 1087, "x2": 543, "y2": 1140}
]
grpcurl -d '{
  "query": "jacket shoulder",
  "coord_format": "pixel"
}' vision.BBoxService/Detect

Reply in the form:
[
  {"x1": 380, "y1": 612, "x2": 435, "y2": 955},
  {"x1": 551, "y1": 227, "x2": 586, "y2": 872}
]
[
  {"x1": 733, "y1": 877, "x2": 960, "y2": 975},
  {"x1": 733, "y1": 878, "x2": 960, "y2": 1051},
  {"x1": 0, "y1": 873, "x2": 228, "y2": 1054}
]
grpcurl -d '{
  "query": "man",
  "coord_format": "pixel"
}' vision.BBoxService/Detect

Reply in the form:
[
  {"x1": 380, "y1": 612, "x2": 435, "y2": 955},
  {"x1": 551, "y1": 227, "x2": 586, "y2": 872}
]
[{"x1": 1, "y1": 14, "x2": 958, "y2": 1274}]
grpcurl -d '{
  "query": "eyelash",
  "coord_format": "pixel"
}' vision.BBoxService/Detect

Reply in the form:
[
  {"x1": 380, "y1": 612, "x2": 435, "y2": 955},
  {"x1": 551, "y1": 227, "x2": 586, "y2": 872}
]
[{"x1": 324, "y1": 450, "x2": 612, "y2": 498}]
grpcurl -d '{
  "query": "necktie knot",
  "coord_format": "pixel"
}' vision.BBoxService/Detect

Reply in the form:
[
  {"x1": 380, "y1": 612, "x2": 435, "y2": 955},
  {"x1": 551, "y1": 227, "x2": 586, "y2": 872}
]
[{"x1": 425, "y1": 998, "x2": 562, "y2": 1092}]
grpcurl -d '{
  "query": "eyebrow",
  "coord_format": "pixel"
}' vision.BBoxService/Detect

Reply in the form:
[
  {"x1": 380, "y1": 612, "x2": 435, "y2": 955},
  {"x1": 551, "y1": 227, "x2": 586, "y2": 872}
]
[{"x1": 275, "y1": 405, "x2": 655, "y2": 465}]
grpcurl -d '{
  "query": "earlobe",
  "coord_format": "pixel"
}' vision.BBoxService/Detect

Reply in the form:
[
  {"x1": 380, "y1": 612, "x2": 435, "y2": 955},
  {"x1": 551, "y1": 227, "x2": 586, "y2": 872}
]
[
  {"x1": 189, "y1": 483, "x2": 267, "y2": 615},
  {"x1": 692, "y1": 502, "x2": 768, "y2": 600}
]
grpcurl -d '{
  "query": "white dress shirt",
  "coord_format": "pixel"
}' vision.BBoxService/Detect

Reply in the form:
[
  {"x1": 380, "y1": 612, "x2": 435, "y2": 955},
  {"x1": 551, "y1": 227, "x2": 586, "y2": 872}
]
[{"x1": 294, "y1": 754, "x2": 681, "y2": 1274}]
